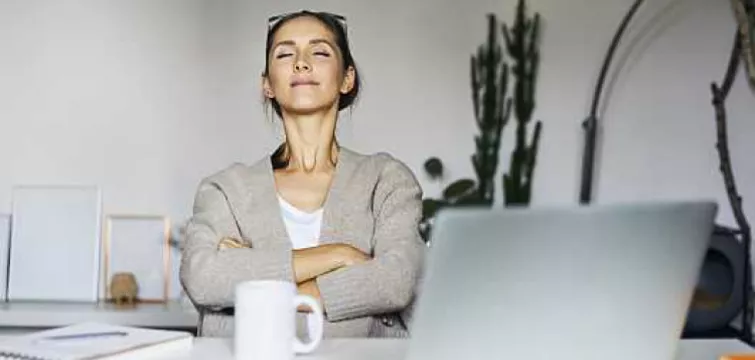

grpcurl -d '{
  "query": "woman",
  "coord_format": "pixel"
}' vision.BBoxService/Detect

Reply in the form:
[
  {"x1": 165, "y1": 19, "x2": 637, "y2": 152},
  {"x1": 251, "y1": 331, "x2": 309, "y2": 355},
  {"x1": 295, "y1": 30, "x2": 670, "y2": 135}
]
[{"x1": 179, "y1": 10, "x2": 426, "y2": 338}]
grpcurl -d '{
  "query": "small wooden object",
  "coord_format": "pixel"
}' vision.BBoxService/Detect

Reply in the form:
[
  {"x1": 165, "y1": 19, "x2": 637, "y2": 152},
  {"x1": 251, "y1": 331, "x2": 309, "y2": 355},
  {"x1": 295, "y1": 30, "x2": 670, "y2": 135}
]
[{"x1": 110, "y1": 272, "x2": 139, "y2": 307}]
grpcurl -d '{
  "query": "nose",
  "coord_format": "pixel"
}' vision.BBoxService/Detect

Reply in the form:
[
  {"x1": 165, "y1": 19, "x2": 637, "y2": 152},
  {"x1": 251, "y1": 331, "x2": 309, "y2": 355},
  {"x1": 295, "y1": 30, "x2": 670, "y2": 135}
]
[{"x1": 294, "y1": 57, "x2": 311, "y2": 72}]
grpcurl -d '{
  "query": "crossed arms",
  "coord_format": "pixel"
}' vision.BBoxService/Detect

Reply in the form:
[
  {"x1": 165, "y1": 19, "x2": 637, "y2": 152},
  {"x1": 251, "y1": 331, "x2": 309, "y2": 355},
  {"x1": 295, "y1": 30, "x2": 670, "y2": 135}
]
[
  {"x1": 218, "y1": 237, "x2": 370, "y2": 312},
  {"x1": 179, "y1": 160, "x2": 425, "y2": 322}
]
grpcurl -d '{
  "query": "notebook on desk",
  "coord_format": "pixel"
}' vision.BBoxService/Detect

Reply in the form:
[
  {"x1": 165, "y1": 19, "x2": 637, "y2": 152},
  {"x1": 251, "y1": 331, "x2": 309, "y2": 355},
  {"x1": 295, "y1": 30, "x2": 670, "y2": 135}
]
[{"x1": 0, "y1": 322, "x2": 193, "y2": 360}]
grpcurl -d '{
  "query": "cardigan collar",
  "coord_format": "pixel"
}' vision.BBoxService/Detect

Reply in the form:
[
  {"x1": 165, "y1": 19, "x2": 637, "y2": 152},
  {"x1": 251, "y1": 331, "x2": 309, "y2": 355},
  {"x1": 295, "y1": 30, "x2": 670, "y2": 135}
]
[{"x1": 238, "y1": 146, "x2": 361, "y2": 250}]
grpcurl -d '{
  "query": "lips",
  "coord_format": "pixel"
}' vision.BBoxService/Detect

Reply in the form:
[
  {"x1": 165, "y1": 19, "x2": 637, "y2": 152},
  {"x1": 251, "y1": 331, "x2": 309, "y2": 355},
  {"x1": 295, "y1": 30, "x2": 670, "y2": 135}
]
[{"x1": 291, "y1": 79, "x2": 319, "y2": 87}]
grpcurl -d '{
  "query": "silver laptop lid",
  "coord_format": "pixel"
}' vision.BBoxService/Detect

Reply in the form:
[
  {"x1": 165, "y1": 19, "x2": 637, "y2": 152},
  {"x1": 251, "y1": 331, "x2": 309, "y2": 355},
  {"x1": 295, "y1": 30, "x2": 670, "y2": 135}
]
[{"x1": 407, "y1": 200, "x2": 717, "y2": 360}]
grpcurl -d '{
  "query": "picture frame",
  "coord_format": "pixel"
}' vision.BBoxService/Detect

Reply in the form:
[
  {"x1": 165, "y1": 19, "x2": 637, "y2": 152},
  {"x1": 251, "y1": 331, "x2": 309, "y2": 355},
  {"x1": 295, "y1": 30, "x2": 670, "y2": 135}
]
[
  {"x1": 7, "y1": 185, "x2": 102, "y2": 302},
  {"x1": 0, "y1": 214, "x2": 10, "y2": 302},
  {"x1": 102, "y1": 214, "x2": 171, "y2": 304}
]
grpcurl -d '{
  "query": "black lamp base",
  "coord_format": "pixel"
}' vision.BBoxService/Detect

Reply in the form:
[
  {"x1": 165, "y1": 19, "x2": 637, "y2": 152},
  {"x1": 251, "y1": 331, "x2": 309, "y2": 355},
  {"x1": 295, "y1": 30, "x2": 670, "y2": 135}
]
[{"x1": 682, "y1": 326, "x2": 743, "y2": 340}]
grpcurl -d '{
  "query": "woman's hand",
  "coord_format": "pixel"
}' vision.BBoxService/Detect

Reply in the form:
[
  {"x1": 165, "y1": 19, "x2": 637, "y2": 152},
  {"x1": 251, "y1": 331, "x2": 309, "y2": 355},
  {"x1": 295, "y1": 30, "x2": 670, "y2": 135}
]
[
  {"x1": 292, "y1": 243, "x2": 371, "y2": 283},
  {"x1": 297, "y1": 279, "x2": 322, "y2": 312},
  {"x1": 294, "y1": 243, "x2": 371, "y2": 313},
  {"x1": 333, "y1": 243, "x2": 371, "y2": 267}
]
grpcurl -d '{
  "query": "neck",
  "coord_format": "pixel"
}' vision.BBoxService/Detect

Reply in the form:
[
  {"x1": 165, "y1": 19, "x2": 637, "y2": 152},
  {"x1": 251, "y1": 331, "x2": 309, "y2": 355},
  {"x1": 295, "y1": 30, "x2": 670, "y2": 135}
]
[{"x1": 280, "y1": 109, "x2": 339, "y2": 173}]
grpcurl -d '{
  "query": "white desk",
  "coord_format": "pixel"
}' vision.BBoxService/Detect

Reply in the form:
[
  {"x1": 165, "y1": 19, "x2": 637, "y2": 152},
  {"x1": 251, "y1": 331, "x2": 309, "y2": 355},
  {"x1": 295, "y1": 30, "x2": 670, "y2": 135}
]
[
  {"x1": 0, "y1": 301, "x2": 198, "y2": 335},
  {"x1": 173, "y1": 338, "x2": 407, "y2": 360},
  {"x1": 158, "y1": 338, "x2": 753, "y2": 360}
]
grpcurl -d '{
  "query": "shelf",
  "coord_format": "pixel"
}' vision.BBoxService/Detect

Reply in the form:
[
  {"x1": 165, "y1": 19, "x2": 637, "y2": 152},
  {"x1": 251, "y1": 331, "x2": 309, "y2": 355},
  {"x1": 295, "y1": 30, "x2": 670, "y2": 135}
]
[{"x1": 0, "y1": 300, "x2": 198, "y2": 329}]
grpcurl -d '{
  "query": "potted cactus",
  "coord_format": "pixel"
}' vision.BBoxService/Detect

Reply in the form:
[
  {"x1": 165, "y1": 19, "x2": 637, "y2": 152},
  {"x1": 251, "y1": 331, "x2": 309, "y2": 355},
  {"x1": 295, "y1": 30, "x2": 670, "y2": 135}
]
[{"x1": 420, "y1": 0, "x2": 543, "y2": 242}]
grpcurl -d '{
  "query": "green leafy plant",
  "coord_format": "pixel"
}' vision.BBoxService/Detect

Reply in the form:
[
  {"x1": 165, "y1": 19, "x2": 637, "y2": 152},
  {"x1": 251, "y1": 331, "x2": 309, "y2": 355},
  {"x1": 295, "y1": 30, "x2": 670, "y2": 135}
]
[{"x1": 420, "y1": 0, "x2": 543, "y2": 242}]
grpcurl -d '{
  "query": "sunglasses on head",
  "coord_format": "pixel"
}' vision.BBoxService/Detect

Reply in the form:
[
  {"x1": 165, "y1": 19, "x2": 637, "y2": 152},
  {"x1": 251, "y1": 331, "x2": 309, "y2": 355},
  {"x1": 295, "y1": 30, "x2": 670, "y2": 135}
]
[{"x1": 267, "y1": 11, "x2": 347, "y2": 32}]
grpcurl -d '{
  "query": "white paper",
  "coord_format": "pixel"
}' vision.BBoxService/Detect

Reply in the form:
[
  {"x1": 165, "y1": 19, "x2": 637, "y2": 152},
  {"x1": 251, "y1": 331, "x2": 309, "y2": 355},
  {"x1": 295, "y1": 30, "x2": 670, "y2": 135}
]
[{"x1": 0, "y1": 322, "x2": 192, "y2": 360}]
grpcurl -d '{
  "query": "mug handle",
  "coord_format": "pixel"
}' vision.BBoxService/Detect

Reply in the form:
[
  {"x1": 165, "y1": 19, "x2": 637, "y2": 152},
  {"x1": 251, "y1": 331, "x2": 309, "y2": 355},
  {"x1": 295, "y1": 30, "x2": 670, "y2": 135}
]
[{"x1": 292, "y1": 294, "x2": 324, "y2": 354}]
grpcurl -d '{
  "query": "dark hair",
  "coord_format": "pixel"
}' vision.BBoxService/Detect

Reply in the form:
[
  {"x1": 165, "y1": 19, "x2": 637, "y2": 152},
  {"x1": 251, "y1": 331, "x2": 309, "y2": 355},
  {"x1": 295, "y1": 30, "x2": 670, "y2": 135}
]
[
  {"x1": 263, "y1": 11, "x2": 361, "y2": 169},
  {"x1": 263, "y1": 10, "x2": 361, "y2": 119}
]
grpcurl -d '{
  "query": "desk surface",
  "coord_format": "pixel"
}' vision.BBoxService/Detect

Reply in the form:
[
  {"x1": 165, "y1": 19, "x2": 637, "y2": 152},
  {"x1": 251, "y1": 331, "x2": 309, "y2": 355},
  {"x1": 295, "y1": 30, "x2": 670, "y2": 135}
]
[
  {"x1": 0, "y1": 300, "x2": 197, "y2": 329},
  {"x1": 157, "y1": 338, "x2": 753, "y2": 360}
]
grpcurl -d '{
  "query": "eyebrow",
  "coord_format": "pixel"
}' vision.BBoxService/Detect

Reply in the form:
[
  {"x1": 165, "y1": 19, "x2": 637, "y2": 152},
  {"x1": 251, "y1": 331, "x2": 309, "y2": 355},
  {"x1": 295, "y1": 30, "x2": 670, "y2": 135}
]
[{"x1": 272, "y1": 38, "x2": 335, "y2": 51}]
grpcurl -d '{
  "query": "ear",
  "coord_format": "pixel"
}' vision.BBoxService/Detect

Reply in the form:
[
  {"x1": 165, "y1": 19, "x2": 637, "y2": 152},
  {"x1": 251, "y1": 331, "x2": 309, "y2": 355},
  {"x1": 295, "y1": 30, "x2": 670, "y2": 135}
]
[
  {"x1": 340, "y1": 66, "x2": 356, "y2": 94},
  {"x1": 261, "y1": 74, "x2": 275, "y2": 99}
]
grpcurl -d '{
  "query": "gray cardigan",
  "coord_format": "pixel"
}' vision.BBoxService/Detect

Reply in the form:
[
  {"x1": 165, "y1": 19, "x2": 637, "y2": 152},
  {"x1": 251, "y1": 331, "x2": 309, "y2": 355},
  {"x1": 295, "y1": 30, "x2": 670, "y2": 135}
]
[{"x1": 179, "y1": 147, "x2": 426, "y2": 338}]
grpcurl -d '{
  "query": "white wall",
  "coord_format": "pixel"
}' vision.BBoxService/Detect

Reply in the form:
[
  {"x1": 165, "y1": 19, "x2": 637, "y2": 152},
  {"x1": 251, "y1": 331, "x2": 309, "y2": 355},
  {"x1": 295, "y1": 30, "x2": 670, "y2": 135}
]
[
  {"x1": 0, "y1": 0, "x2": 753, "y2": 232},
  {"x1": 593, "y1": 0, "x2": 755, "y2": 232}
]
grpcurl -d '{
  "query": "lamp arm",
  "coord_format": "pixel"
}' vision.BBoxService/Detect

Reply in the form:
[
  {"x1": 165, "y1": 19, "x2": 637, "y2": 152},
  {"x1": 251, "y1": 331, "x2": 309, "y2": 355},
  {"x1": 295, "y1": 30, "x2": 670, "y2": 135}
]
[{"x1": 579, "y1": 0, "x2": 645, "y2": 204}]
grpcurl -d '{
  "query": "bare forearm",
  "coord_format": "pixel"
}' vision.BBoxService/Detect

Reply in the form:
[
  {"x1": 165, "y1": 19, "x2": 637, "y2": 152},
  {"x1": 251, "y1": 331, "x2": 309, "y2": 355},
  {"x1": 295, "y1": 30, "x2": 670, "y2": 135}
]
[{"x1": 292, "y1": 244, "x2": 347, "y2": 283}]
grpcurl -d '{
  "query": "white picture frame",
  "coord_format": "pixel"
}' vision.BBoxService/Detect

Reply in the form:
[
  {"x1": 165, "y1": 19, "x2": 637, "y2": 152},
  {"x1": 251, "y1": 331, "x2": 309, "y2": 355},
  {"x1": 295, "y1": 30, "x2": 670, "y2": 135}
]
[
  {"x1": 169, "y1": 220, "x2": 187, "y2": 301},
  {"x1": 8, "y1": 185, "x2": 102, "y2": 302},
  {"x1": 0, "y1": 214, "x2": 10, "y2": 302},
  {"x1": 169, "y1": 240, "x2": 183, "y2": 301},
  {"x1": 103, "y1": 215, "x2": 171, "y2": 303}
]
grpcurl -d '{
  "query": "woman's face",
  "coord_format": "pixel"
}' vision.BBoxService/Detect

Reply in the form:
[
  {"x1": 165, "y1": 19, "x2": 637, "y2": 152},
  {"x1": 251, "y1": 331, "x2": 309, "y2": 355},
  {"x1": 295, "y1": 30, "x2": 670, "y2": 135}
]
[{"x1": 263, "y1": 16, "x2": 354, "y2": 116}]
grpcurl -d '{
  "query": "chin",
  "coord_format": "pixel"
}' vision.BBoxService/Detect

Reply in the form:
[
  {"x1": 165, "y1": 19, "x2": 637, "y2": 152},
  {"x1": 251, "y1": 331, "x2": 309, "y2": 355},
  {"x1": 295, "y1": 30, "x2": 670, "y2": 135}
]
[{"x1": 280, "y1": 98, "x2": 338, "y2": 116}]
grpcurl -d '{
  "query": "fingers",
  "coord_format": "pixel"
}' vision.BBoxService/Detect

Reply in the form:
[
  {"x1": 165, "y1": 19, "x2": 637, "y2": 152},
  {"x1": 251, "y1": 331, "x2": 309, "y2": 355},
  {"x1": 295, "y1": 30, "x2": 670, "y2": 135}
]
[
  {"x1": 340, "y1": 244, "x2": 371, "y2": 266},
  {"x1": 218, "y1": 237, "x2": 248, "y2": 249}
]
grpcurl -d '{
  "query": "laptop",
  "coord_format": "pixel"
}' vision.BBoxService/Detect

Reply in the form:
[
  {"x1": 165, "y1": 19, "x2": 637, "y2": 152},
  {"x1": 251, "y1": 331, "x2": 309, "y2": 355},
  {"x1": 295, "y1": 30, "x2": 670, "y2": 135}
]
[{"x1": 405, "y1": 200, "x2": 717, "y2": 360}]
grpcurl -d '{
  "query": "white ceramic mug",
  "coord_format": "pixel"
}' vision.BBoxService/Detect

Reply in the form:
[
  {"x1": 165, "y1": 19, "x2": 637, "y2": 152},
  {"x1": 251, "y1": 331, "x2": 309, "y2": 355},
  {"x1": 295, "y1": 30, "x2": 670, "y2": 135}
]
[{"x1": 234, "y1": 280, "x2": 324, "y2": 360}]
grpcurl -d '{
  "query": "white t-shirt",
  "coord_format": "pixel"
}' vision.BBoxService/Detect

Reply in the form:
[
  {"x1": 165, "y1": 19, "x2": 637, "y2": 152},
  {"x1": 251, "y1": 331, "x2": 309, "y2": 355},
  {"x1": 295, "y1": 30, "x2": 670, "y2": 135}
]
[
  {"x1": 277, "y1": 195, "x2": 323, "y2": 250},
  {"x1": 277, "y1": 195, "x2": 323, "y2": 336}
]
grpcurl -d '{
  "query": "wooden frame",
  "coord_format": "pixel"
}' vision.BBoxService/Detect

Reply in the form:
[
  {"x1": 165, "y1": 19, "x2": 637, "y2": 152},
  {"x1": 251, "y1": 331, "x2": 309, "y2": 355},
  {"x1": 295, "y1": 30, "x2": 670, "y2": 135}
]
[{"x1": 102, "y1": 214, "x2": 171, "y2": 304}]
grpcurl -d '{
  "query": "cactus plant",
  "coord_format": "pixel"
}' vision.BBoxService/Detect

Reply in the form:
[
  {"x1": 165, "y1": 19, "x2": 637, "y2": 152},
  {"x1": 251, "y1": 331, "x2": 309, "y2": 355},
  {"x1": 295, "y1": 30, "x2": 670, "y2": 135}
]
[
  {"x1": 419, "y1": 0, "x2": 543, "y2": 241},
  {"x1": 419, "y1": 13, "x2": 511, "y2": 241},
  {"x1": 471, "y1": 13, "x2": 512, "y2": 206},
  {"x1": 502, "y1": 0, "x2": 543, "y2": 206}
]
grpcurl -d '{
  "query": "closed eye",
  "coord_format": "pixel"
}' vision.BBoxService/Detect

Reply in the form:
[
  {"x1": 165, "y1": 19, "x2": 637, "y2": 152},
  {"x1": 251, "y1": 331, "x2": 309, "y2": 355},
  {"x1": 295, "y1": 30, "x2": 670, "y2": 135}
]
[
  {"x1": 275, "y1": 53, "x2": 292, "y2": 59},
  {"x1": 314, "y1": 51, "x2": 331, "y2": 57}
]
